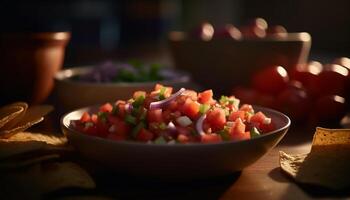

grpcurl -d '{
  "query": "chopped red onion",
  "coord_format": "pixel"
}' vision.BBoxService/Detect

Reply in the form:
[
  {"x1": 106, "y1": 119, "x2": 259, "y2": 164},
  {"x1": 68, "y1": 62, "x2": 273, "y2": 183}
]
[
  {"x1": 125, "y1": 103, "x2": 133, "y2": 113},
  {"x1": 196, "y1": 114, "x2": 207, "y2": 136},
  {"x1": 149, "y1": 88, "x2": 185, "y2": 110}
]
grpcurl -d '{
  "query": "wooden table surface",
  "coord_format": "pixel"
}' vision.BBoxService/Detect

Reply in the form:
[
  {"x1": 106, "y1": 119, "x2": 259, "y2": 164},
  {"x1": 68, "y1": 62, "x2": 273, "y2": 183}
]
[{"x1": 8, "y1": 113, "x2": 350, "y2": 200}]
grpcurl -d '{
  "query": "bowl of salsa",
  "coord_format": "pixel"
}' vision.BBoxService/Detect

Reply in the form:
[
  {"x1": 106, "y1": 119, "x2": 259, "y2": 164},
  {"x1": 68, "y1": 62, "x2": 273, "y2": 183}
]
[{"x1": 61, "y1": 84, "x2": 290, "y2": 180}]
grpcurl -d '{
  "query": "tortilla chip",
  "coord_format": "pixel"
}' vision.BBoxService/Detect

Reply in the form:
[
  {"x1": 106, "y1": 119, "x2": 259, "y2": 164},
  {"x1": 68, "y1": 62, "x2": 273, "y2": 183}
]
[
  {"x1": 0, "y1": 132, "x2": 69, "y2": 159},
  {"x1": 0, "y1": 105, "x2": 54, "y2": 138},
  {"x1": 0, "y1": 104, "x2": 24, "y2": 129},
  {"x1": 0, "y1": 154, "x2": 60, "y2": 169},
  {"x1": 0, "y1": 102, "x2": 28, "y2": 131},
  {"x1": 279, "y1": 127, "x2": 350, "y2": 190},
  {"x1": 0, "y1": 162, "x2": 95, "y2": 198}
]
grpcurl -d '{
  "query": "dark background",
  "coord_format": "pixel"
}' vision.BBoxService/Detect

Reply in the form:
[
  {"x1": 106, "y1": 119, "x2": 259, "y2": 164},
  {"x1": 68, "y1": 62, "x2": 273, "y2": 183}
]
[{"x1": 1, "y1": 0, "x2": 349, "y2": 66}]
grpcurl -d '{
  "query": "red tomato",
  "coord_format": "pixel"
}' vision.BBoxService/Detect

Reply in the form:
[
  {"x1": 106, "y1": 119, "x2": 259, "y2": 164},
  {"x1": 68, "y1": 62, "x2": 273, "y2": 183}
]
[
  {"x1": 147, "y1": 109, "x2": 163, "y2": 123},
  {"x1": 91, "y1": 114, "x2": 98, "y2": 124},
  {"x1": 136, "y1": 128, "x2": 154, "y2": 142},
  {"x1": 154, "y1": 84, "x2": 173, "y2": 97},
  {"x1": 190, "y1": 22, "x2": 214, "y2": 41},
  {"x1": 182, "y1": 90, "x2": 198, "y2": 101},
  {"x1": 276, "y1": 82, "x2": 311, "y2": 120},
  {"x1": 198, "y1": 90, "x2": 214, "y2": 104},
  {"x1": 177, "y1": 134, "x2": 190, "y2": 143},
  {"x1": 240, "y1": 25, "x2": 266, "y2": 38},
  {"x1": 250, "y1": 112, "x2": 267, "y2": 126},
  {"x1": 181, "y1": 98, "x2": 200, "y2": 119},
  {"x1": 252, "y1": 65, "x2": 289, "y2": 95},
  {"x1": 316, "y1": 64, "x2": 348, "y2": 96},
  {"x1": 96, "y1": 121, "x2": 109, "y2": 138},
  {"x1": 133, "y1": 91, "x2": 146, "y2": 99},
  {"x1": 213, "y1": 24, "x2": 242, "y2": 40},
  {"x1": 266, "y1": 25, "x2": 287, "y2": 36},
  {"x1": 239, "y1": 104, "x2": 254, "y2": 113},
  {"x1": 289, "y1": 61, "x2": 323, "y2": 98},
  {"x1": 229, "y1": 111, "x2": 245, "y2": 121},
  {"x1": 206, "y1": 108, "x2": 226, "y2": 131},
  {"x1": 260, "y1": 122, "x2": 276, "y2": 133},
  {"x1": 230, "y1": 118, "x2": 250, "y2": 141},
  {"x1": 232, "y1": 87, "x2": 259, "y2": 105},
  {"x1": 99, "y1": 103, "x2": 113, "y2": 113},
  {"x1": 80, "y1": 112, "x2": 91, "y2": 123},
  {"x1": 201, "y1": 134, "x2": 222, "y2": 143},
  {"x1": 314, "y1": 95, "x2": 346, "y2": 122},
  {"x1": 240, "y1": 18, "x2": 267, "y2": 39}
]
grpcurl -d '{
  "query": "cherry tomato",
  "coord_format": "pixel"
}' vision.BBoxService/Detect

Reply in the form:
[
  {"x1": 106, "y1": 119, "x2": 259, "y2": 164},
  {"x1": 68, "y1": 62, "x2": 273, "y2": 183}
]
[
  {"x1": 289, "y1": 61, "x2": 323, "y2": 98},
  {"x1": 276, "y1": 83, "x2": 310, "y2": 121},
  {"x1": 213, "y1": 24, "x2": 242, "y2": 40},
  {"x1": 266, "y1": 25, "x2": 287, "y2": 37},
  {"x1": 316, "y1": 64, "x2": 348, "y2": 96},
  {"x1": 252, "y1": 65, "x2": 289, "y2": 95},
  {"x1": 190, "y1": 22, "x2": 214, "y2": 41},
  {"x1": 314, "y1": 95, "x2": 346, "y2": 122}
]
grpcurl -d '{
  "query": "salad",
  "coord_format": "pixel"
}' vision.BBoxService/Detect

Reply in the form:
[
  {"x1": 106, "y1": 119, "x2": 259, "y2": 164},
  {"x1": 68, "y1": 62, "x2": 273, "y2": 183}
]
[
  {"x1": 77, "y1": 61, "x2": 183, "y2": 83},
  {"x1": 71, "y1": 84, "x2": 274, "y2": 144}
]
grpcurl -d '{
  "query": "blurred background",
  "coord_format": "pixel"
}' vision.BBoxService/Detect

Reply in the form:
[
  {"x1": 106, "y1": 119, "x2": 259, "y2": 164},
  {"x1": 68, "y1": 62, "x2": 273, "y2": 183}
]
[{"x1": 1, "y1": 0, "x2": 349, "y2": 66}]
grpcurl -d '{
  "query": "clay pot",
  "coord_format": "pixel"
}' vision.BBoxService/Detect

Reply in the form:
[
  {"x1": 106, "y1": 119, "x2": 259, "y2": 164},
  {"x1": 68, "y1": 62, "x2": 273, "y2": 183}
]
[{"x1": 0, "y1": 32, "x2": 70, "y2": 105}]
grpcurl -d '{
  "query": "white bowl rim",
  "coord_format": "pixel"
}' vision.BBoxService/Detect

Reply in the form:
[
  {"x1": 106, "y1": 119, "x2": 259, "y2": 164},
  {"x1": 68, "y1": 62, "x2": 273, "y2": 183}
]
[{"x1": 61, "y1": 105, "x2": 290, "y2": 148}]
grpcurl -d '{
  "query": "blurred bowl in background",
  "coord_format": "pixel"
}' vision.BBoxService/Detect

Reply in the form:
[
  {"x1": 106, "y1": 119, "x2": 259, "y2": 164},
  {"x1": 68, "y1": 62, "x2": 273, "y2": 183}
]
[
  {"x1": 169, "y1": 32, "x2": 311, "y2": 95},
  {"x1": 54, "y1": 66, "x2": 193, "y2": 111},
  {"x1": 0, "y1": 32, "x2": 70, "y2": 105}
]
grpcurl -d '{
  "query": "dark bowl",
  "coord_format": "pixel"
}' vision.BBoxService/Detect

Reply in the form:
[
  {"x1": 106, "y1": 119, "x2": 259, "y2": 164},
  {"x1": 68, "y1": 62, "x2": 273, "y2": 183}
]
[
  {"x1": 169, "y1": 32, "x2": 311, "y2": 95},
  {"x1": 61, "y1": 105, "x2": 290, "y2": 180}
]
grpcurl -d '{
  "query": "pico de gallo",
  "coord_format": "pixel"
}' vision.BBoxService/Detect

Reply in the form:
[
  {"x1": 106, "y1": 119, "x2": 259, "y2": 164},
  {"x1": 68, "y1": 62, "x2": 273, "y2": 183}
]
[{"x1": 71, "y1": 84, "x2": 275, "y2": 144}]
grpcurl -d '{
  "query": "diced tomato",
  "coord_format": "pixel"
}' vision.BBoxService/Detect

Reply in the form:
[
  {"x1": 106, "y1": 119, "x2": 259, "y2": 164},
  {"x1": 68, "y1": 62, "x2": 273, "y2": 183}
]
[
  {"x1": 112, "y1": 120, "x2": 131, "y2": 137},
  {"x1": 176, "y1": 126, "x2": 191, "y2": 136},
  {"x1": 250, "y1": 111, "x2": 267, "y2": 125},
  {"x1": 154, "y1": 84, "x2": 173, "y2": 97},
  {"x1": 183, "y1": 90, "x2": 198, "y2": 101},
  {"x1": 91, "y1": 114, "x2": 98, "y2": 124},
  {"x1": 181, "y1": 98, "x2": 200, "y2": 119},
  {"x1": 229, "y1": 111, "x2": 245, "y2": 121},
  {"x1": 80, "y1": 112, "x2": 91, "y2": 123},
  {"x1": 177, "y1": 134, "x2": 190, "y2": 143},
  {"x1": 133, "y1": 91, "x2": 146, "y2": 99},
  {"x1": 162, "y1": 109, "x2": 172, "y2": 123},
  {"x1": 99, "y1": 103, "x2": 113, "y2": 113},
  {"x1": 154, "y1": 83, "x2": 164, "y2": 91},
  {"x1": 198, "y1": 90, "x2": 214, "y2": 104},
  {"x1": 206, "y1": 108, "x2": 226, "y2": 131},
  {"x1": 259, "y1": 122, "x2": 275, "y2": 133},
  {"x1": 96, "y1": 121, "x2": 110, "y2": 137},
  {"x1": 167, "y1": 100, "x2": 178, "y2": 111},
  {"x1": 136, "y1": 128, "x2": 154, "y2": 142},
  {"x1": 84, "y1": 125, "x2": 98, "y2": 136},
  {"x1": 239, "y1": 104, "x2": 254, "y2": 113},
  {"x1": 147, "y1": 108, "x2": 163, "y2": 123},
  {"x1": 116, "y1": 103, "x2": 127, "y2": 118},
  {"x1": 201, "y1": 133, "x2": 222, "y2": 143},
  {"x1": 230, "y1": 118, "x2": 250, "y2": 141},
  {"x1": 107, "y1": 115, "x2": 120, "y2": 124}
]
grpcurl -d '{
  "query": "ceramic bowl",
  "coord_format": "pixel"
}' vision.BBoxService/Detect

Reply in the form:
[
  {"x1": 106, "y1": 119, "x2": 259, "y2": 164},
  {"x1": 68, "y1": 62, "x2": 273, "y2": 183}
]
[
  {"x1": 0, "y1": 32, "x2": 70, "y2": 105},
  {"x1": 169, "y1": 32, "x2": 311, "y2": 95},
  {"x1": 61, "y1": 105, "x2": 290, "y2": 180},
  {"x1": 54, "y1": 66, "x2": 192, "y2": 111}
]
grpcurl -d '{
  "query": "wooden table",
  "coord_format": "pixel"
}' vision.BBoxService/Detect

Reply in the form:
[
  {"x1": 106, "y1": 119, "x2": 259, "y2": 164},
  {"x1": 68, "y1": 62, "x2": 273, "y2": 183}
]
[{"x1": 8, "y1": 113, "x2": 350, "y2": 200}]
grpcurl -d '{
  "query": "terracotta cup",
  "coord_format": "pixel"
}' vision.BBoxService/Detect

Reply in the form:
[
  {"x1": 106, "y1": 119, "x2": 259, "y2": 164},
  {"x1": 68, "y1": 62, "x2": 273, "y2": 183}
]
[{"x1": 0, "y1": 32, "x2": 70, "y2": 105}]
